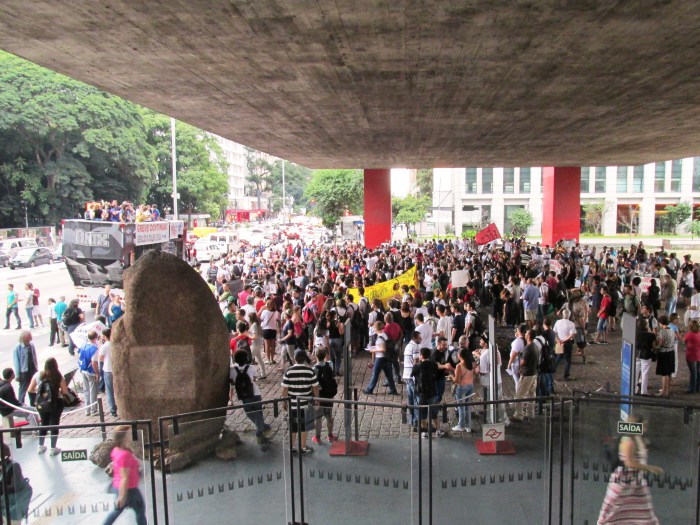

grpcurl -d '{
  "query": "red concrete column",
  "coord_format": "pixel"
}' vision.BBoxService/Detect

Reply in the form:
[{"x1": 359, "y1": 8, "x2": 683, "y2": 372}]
[
  {"x1": 541, "y1": 166, "x2": 581, "y2": 247},
  {"x1": 363, "y1": 169, "x2": 392, "y2": 248}
]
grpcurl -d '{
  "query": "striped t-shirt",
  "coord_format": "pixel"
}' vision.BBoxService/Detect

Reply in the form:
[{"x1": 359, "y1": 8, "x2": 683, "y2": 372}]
[{"x1": 281, "y1": 364, "x2": 319, "y2": 408}]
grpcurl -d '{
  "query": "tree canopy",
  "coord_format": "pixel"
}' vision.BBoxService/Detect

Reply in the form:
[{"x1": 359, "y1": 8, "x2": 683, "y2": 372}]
[
  {"x1": 269, "y1": 160, "x2": 312, "y2": 213},
  {"x1": 392, "y1": 195, "x2": 429, "y2": 229},
  {"x1": 0, "y1": 50, "x2": 231, "y2": 227},
  {"x1": 509, "y1": 208, "x2": 534, "y2": 236},
  {"x1": 305, "y1": 169, "x2": 364, "y2": 228}
]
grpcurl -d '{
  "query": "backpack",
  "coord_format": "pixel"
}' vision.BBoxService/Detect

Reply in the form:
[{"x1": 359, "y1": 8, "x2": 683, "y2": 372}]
[
  {"x1": 535, "y1": 335, "x2": 554, "y2": 374},
  {"x1": 415, "y1": 362, "x2": 436, "y2": 398},
  {"x1": 35, "y1": 377, "x2": 54, "y2": 412},
  {"x1": 351, "y1": 305, "x2": 364, "y2": 331},
  {"x1": 235, "y1": 337, "x2": 253, "y2": 361},
  {"x1": 1, "y1": 461, "x2": 33, "y2": 521},
  {"x1": 32, "y1": 288, "x2": 40, "y2": 306},
  {"x1": 302, "y1": 303, "x2": 317, "y2": 325},
  {"x1": 383, "y1": 336, "x2": 398, "y2": 360},
  {"x1": 314, "y1": 362, "x2": 338, "y2": 397},
  {"x1": 467, "y1": 312, "x2": 484, "y2": 336},
  {"x1": 232, "y1": 365, "x2": 255, "y2": 400}
]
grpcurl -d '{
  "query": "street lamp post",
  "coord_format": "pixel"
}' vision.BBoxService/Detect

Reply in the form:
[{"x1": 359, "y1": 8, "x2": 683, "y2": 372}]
[
  {"x1": 22, "y1": 201, "x2": 28, "y2": 229},
  {"x1": 281, "y1": 159, "x2": 286, "y2": 224},
  {"x1": 170, "y1": 117, "x2": 179, "y2": 220}
]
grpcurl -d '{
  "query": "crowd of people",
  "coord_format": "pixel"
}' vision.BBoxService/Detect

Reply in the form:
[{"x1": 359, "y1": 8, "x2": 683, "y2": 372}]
[
  {"x1": 208, "y1": 237, "x2": 699, "y2": 438},
  {"x1": 80, "y1": 200, "x2": 162, "y2": 223}
]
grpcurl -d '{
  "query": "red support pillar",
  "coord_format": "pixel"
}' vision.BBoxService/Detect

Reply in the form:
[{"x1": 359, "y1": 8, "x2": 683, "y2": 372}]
[
  {"x1": 363, "y1": 169, "x2": 392, "y2": 248},
  {"x1": 541, "y1": 166, "x2": 581, "y2": 247}
]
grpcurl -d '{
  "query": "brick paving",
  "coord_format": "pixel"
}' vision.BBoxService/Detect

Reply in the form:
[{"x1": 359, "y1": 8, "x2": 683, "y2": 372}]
[{"x1": 54, "y1": 308, "x2": 697, "y2": 443}]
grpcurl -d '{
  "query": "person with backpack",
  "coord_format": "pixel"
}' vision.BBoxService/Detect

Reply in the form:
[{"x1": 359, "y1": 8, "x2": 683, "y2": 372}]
[
  {"x1": 230, "y1": 350, "x2": 272, "y2": 443},
  {"x1": 553, "y1": 309, "x2": 576, "y2": 381},
  {"x1": 411, "y1": 347, "x2": 442, "y2": 438},
  {"x1": 0, "y1": 443, "x2": 33, "y2": 523},
  {"x1": 77, "y1": 330, "x2": 100, "y2": 416},
  {"x1": 62, "y1": 299, "x2": 84, "y2": 356},
  {"x1": 312, "y1": 348, "x2": 338, "y2": 444},
  {"x1": 326, "y1": 310, "x2": 345, "y2": 376},
  {"x1": 511, "y1": 329, "x2": 539, "y2": 423},
  {"x1": 231, "y1": 321, "x2": 255, "y2": 367},
  {"x1": 102, "y1": 425, "x2": 148, "y2": 525},
  {"x1": 281, "y1": 349, "x2": 320, "y2": 455},
  {"x1": 29, "y1": 358, "x2": 68, "y2": 456}
]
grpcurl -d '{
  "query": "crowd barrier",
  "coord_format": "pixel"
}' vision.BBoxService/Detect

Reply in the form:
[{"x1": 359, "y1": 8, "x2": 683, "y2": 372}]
[{"x1": 0, "y1": 394, "x2": 698, "y2": 524}]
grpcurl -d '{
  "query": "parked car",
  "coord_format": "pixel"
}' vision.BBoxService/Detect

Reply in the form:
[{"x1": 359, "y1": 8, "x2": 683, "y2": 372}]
[
  {"x1": 52, "y1": 244, "x2": 64, "y2": 262},
  {"x1": 0, "y1": 237, "x2": 38, "y2": 257},
  {"x1": 9, "y1": 247, "x2": 53, "y2": 269},
  {"x1": 0, "y1": 250, "x2": 10, "y2": 267}
]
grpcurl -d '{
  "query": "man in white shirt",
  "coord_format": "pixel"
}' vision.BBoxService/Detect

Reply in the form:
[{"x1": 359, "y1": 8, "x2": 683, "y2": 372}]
[
  {"x1": 415, "y1": 313, "x2": 433, "y2": 350},
  {"x1": 435, "y1": 304, "x2": 453, "y2": 347},
  {"x1": 403, "y1": 331, "x2": 422, "y2": 428},
  {"x1": 553, "y1": 309, "x2": 577, "y2": 380}
]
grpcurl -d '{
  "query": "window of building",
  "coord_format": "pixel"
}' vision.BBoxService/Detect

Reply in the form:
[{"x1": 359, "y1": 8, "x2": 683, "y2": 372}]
[
  {"x1": 481, "y1": 168, "x2": 493, "y2": 193},
  {"x1": 581, "y1": 168, "x2": 591, "y2": 193},
  {"x1": 594, "y1": 167, "x2": 606, "y2": 193},
  {"x1": 616, "y1": 167, "x2": 628, "y2": 193},
  {"x1": 654, "y1": 162, "x2": 666, "y2": 192},
  {"x1": 633, "y1": 166, "x2": 644, "y2": 192},
  {"x1": 694, "y1": 158, "x2": 700, "y2": 193},
  {"x1": 519, "y1": 168, "x2": 531, "y2": 193},
  {"x1": 671, "y1": 159, "x2": 682, "y2": 192},
  {"x1": 503, "y1": 168, "x2": 515, "y2": 193},
  {"x1": 465, "y1": 168, "x2": 477, "y2": 193}
]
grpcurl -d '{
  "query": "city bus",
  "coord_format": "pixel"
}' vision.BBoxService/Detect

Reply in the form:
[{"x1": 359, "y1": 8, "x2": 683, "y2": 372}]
[{"x1": 61, "y1": 219, "x2": 186, "y2": 305}]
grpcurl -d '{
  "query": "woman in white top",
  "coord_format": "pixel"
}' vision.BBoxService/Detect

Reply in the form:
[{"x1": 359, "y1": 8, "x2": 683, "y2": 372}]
[
  {"x1": 247, "y1": 312, "x2": 267, "y2": 379},
  {"x1": 259, "y1": 299, "x2": 279, "y2": 364},
  {"x1": 507, "y1": 324, "x2": 527, "y2": 392},
  {"x1": 313, "y1": 316, "x2": 329, "y2": 356}
]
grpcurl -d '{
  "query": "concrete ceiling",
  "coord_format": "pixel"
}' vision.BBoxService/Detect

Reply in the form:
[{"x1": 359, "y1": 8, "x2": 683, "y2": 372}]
[{"x1": 1, "y1": 1, "x2": 700, "y2": 168}]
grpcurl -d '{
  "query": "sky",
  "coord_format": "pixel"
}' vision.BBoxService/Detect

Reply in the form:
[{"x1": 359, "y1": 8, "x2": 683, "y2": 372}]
[{"x1": 391, "y1": 168, "x2": 411, "y2": 198}]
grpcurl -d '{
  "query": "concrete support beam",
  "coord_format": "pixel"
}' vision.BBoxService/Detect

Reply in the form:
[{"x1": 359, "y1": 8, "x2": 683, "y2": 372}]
[
  {"x1": 542, "y1": 167, "x2": 581, "y2": 247},
  {"x1": 364, "y1": 169, "x2": 391, "y2": 248}
]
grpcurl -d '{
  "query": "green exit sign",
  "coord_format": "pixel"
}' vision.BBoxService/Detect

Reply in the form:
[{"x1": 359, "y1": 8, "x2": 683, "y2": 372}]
[
  {"x1": 61, "y1": 449, "x2": 88, "y2": 461},
  {"x1": 617, "y1": 421, "x2": 643, "y2": 435}
]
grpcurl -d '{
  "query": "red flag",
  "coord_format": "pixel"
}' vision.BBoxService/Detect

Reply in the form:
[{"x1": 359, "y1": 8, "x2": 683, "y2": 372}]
[{"x1": 475, "y1": 223, "x2": 501, "y2": 245}]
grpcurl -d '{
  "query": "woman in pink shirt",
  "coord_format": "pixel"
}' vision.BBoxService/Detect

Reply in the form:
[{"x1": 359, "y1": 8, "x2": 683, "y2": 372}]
[
  {"x1": 104, "y1": 425, "x2": 147, "y2": 525},
  {"x1": 684, "y1": 319, "x2": 700, "y2": 393}
]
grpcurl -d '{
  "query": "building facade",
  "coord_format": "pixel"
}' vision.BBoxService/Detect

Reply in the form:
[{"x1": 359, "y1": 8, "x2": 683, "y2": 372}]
[{"x1": 433, "y1": 157, "x2": 700, "y2": 238}]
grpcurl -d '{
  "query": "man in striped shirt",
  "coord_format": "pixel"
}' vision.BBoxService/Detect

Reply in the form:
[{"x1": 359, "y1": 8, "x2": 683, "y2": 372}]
[{"x1": 281, "y1": 350, "x2": 320, "y2": 454}]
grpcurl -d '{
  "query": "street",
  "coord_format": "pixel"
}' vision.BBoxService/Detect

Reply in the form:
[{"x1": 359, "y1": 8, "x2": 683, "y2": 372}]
[{"x1": 0, "y1": 263, "x2": 86, "y2": 377}]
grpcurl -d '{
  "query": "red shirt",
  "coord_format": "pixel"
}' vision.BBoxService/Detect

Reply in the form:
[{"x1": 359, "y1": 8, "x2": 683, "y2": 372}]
[
  {"x1": 230, "y1": 335, "x2": 252, "y2": 355},
  {"x1": 598, "y1": 296, "x2": 611, "y2": 319},
  {"x1": 383, "y1": 322, "x2": 402, "y2": 342},
  {"x1": 685, "y1": 331, "x2": 700, "y2": 362}
]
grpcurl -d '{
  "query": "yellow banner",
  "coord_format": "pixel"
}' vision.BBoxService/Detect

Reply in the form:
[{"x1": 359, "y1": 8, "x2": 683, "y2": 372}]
[{"x1": 348, "y1": 266, "x2": 417, "y2": 307}]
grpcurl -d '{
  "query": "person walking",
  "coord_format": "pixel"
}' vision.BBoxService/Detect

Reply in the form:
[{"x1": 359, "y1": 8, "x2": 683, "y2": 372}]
[
  {"x1": 362, "y1": 321, "x2": 399, "y2": 396},
  {"x1": 30, "y1": 358, "x2": 68, "y2": 456},
  {"x1": 77, "y1": 330, "x2": 101, "y2": 416},
  {"x1": 103, "y1": 425, "x2": 148, "y2": 525},
  {"x1": 12, "y1": 330, "x2": 37, "y2": 405},
  {"x1": 511, "y1": 329, "x2": 539, "y2": 423},
  {"x1": 597, "y1": 416, "x2": 662, "y2": 524},
  {"x1": 4, "y1": 284, "x2": 21, "y2": 330}
]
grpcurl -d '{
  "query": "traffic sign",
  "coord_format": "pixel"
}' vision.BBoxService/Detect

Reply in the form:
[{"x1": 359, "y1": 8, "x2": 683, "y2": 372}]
[{"x1": 617, "y1": 421, "x2": 643, "y2": 435}]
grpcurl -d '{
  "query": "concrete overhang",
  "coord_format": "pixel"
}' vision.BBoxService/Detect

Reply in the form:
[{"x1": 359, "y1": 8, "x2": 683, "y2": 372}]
[{"x1": 1, "y1": 1, "x2": 700, "y2": 168}]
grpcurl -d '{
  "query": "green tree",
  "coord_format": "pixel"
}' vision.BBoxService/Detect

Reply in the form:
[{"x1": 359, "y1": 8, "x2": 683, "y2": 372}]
[
  {"x1": 0, "y1": 50, "x2": 155, "y2": 227},
  {"x1": 582, "y1": 200, "x2": 611, "y2": 234},
  {"x1": 305, "y1": 169, "x2": 364, "y2": 229},
  {"x1": 144, "y1": 113, "x2": 229, "y2": 221},
  {"x1": 392, "y1": 195, "x2": 429, "y2": 231},
  {"x1": 510, "y1": 208, "x2": 534, "y2": 236},
  {"x1": 245, "y1": 147, "x2": 274, "y2": 210},
  {"x1": 270, "y1": 160, "x2": 312, "y2": 212},
  {"x1": 663, "y1": 202, "x2": 692, "y2": 234},
  {"x1": 687, "y1": 219, "x2": 700, "y2": 239},
  {"x1": 416, "y1": 168, "x2": 433, "y2": 196}
]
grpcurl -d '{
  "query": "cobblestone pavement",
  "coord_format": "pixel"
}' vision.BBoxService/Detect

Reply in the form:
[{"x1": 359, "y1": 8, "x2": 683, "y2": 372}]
[{"x1": 56, "y1": 308, "x2": 697, "y2": 443}]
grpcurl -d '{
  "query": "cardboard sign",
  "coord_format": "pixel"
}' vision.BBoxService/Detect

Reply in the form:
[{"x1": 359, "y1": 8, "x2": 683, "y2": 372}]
[
  {"x1": 548, "y1": 259, "x2": 562, "y2": 275},
  {"x1": 134, "y1": 221, "x2": 169, "y2": 246},
  {"x1": 451, "y1": 269, "x2": 470, "y2": 288}
]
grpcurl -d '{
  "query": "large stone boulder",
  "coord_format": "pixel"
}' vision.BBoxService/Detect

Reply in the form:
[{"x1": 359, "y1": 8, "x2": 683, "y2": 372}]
[{"x1": 112, "y1": 250, "x2": 229, "y2": 440}]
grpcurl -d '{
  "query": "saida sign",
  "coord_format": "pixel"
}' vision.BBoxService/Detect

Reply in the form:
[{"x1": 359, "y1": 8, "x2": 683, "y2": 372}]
[{"x1": 617, "y1": 421, "x2": 643, "y2": 435}]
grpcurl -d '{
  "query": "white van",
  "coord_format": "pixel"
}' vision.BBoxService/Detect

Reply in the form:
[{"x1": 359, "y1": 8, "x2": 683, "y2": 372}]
[
  {"x1": 206, "y1": 232, "x2": 239, "y2": 254},
  {"x1": 194, "y1": 238, "x2": 223, "y2": 261},
  {"x1": 0, "y1": 237, "x2": 38, "y2": 257}
]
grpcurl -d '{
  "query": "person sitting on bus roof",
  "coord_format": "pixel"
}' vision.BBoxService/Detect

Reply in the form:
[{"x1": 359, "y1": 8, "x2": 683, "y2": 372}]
[{"x1": 109, "y1": 201, "x2": 121, "y2": 222}]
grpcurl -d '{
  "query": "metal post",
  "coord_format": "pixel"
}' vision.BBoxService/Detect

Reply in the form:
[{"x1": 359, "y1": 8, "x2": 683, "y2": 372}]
[
  {"x1": 170, "y1": 117, "x2": 178, "y2": 220},
  {"x1": 344, "y1": 320, "x2": 352, "y2": 449},
  {"x1": 282, "y1": 159, "x2": 286, "y2": 224},
  {"x1": 23, "y1": 201, "x2": 28, "y2": 229}
]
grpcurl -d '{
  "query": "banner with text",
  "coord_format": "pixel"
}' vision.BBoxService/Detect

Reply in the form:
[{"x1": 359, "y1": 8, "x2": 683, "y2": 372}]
[
  {"x1": 135, "y1": 222, "x2": 170, "y2": 246},
  {"x1": 348, "y1": 266, "x2": 417, "y2": 307},
  {"x1": 475, "y1": 223, "x2": 501, "y2": 245}
]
